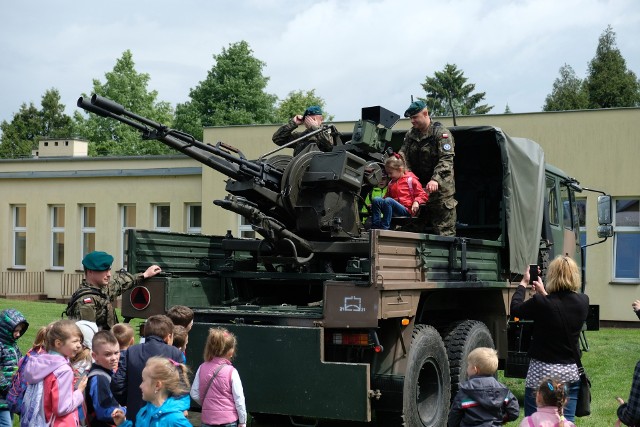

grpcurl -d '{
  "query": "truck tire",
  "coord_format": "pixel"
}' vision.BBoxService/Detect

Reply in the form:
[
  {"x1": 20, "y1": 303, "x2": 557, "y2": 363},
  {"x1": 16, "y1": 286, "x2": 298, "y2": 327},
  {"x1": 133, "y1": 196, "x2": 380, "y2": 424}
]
[
  {"x1": 402, "y1": 324, "x2": 451, "y2": 427},
  {"x1": 443, "y1": 320, "x2": 495, "y2": 398}
]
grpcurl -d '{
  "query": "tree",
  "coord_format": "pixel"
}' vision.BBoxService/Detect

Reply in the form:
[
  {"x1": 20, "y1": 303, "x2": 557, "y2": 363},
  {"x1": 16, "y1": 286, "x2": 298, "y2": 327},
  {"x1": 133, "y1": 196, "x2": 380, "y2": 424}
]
[
  {"x1": 0, "y1": 88, "x2": 75, "y2": 159},
  {"x1": 585, "y1": 25, "x2": 640, "y2": 108},
  {"x1": 542, "y1": 64, "x2": 589, "y2": 111},
  {"x1": 275, "y1": 89, "x2": 333, "y2": 123},
  {"x1": 174, "y1": 41, "x2": 277, "y2": 140},
  {"x1": 421, "y1": 64, "x2": 493, "y2": 119},
  {"x1": 504, "y1": 104, "x2": 512, "y2": 114},
  {"x1": 74, "y1": 50, "x2": 174, "y2": 156}
]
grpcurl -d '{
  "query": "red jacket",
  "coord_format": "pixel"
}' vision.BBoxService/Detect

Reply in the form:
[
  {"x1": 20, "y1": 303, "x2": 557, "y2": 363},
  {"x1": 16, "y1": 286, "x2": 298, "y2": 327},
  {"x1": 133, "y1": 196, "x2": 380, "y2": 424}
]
[{"x1": 385, "y1": 171, "x2": 428, "y2": 215}]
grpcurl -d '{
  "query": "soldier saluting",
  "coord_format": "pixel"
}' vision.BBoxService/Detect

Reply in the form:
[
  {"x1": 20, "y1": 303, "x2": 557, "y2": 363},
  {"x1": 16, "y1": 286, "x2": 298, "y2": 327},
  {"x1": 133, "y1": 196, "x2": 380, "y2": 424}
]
[
  {"x1": 399, "y1": 100, "x2": 457, "y2": 236},
  {"x1": 65, "y1": 251, "x2": 162, "y2": 330}
]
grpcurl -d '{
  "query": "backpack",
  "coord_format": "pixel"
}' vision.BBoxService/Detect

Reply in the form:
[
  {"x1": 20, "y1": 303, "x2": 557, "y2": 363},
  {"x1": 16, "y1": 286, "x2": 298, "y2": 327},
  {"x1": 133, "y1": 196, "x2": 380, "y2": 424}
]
[
  {"x1": 6, "y1": 352, "x2": 31, "y2": 415},
  {"x1": 20, "y1": 379, "x2": 53, "y2": 427},
  {"x1": 84, "y1": 369, "x2": 112, "y2": 427},
  {"x1": 62, "y1": 287, "x2": 105, "y2": 319}
]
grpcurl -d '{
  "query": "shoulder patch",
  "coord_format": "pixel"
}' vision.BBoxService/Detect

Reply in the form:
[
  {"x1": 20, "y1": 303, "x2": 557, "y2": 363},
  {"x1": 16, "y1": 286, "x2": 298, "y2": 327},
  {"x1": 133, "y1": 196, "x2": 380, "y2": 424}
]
[
  {"x1": 441, "y1": 133, "x2": 449, "y2": 139},
  {"x1": 443, "y1": 143, "x2": 452, "y2": 151},
  {"x1": 83, "y1": 297, "x2": 93, "y2": 304}
]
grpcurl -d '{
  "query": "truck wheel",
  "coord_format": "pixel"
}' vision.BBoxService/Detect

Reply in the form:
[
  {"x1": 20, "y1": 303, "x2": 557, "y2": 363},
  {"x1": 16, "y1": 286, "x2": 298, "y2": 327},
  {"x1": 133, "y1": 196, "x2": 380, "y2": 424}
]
[
  {"x1": 443, "y1": 320, "x2": 494, "y2": 398},
  {"x1": 402, "y1": 324, "x2": 450, "y2": 427}
]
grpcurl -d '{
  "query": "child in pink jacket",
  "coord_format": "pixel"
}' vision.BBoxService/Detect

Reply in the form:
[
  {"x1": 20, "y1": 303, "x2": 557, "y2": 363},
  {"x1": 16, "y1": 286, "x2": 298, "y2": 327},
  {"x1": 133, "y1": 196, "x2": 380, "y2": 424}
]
[
  {"x1": 22, "y1": 320, "x2": 87, "y2": 426},
  {"x1": 519, "y1": 378, "x2": 576, "y2": 427}
]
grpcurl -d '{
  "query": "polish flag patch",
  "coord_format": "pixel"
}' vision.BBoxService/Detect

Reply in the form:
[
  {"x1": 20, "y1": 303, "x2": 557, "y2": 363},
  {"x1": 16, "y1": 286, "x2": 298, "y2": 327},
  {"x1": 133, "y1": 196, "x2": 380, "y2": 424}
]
[
  {"x1": 83, "y1": 297, "x2": 93, "y2": 304},
  {"x1": 442, "y1": 133, "x2": 449, "y2": 138}
]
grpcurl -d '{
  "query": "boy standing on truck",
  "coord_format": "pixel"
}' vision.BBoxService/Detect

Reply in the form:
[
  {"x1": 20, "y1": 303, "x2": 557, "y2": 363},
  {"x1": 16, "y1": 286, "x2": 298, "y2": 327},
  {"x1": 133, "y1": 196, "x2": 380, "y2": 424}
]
[
  {"x1": 448, "y1": 347, "x2": 519, "y2": 427},
  {"x1": 399, "y1": 100, "x2": 457, "y2": 236}
]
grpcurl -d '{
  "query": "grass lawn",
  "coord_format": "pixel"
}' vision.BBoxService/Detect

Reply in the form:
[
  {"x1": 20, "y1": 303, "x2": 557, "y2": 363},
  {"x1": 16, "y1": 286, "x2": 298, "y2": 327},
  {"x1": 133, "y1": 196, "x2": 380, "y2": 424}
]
[{"x1": 1, "y1": 298, "x2": 638, "y2": 426}]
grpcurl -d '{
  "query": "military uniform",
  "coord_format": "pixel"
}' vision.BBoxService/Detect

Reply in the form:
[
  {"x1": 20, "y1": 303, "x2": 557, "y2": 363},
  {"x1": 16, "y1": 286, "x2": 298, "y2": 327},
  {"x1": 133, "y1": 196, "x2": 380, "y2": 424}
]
[
  {"x1": 272, "y1": 118, "x2": 333, "y2": 156},
  {"x1": 400, "y1": 122, "x2": 457, "y2": 236},
  {"x1": 66, "y1": 270, "x2": 143, "y2": 330}
]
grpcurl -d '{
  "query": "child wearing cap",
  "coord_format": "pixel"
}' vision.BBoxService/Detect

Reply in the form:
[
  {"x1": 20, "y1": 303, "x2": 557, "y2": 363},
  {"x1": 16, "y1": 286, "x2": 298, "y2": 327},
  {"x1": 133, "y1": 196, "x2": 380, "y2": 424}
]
[
  {"x1": 0, "y1": 309, "x2": 28, "y2": 425},
  {"x1": 272, "y1": 105, "x2": 334, "y2": 156}
]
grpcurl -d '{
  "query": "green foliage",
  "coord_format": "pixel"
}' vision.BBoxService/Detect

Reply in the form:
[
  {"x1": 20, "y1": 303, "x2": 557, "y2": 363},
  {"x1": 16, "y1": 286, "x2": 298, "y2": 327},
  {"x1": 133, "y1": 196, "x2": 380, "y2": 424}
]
[
  {"x1": 585, "y1": 25, "x2": 640, "y2": 108},
  {"x1": 421, "y1": 63, "x2": 493, "y2": 117},
  {"x1": 504, "y1": 104, "x2": 512, "y2": 114},
  {"x1": 275, "y1": 89, "x2": 333, "y2": 123},
  {"x1": 74, "y1": 50, "x2": 174, "y2": 156},
  {"x1": 174, "y1": 41, "x2": 277, "y2": 140},
  {"x1": 0, "y1": 89, "x2": 75, "y2": 159},
  {"x1": 543, "y1": 64, "x2": 590, "y2": 111}
]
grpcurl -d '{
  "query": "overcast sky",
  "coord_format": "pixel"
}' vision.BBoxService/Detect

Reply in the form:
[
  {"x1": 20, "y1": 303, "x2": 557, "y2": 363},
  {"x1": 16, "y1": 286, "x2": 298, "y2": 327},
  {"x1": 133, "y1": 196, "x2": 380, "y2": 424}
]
[{"x1": 1, "y1": 0, "x2": 639, "y2": 127}]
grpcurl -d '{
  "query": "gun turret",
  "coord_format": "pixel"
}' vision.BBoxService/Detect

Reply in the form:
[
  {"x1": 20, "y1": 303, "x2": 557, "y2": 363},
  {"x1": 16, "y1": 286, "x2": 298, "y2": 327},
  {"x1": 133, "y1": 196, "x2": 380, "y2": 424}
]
[{"x1": 77, "y1": 95, "x2": 400, "y2": 260}]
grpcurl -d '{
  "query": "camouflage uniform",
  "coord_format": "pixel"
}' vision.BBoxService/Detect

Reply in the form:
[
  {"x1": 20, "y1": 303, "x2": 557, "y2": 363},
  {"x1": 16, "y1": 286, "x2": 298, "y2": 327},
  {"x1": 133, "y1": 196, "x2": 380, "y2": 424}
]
[
  {"x1": 399, "y1": 122, "x2": 457, "y2": 236},
  {"x1": 66, "y1": 270, "x2": 143, "y2": 330},
  {"x1": 272, "y1": 118, "x2": 333, "y2": 156}
]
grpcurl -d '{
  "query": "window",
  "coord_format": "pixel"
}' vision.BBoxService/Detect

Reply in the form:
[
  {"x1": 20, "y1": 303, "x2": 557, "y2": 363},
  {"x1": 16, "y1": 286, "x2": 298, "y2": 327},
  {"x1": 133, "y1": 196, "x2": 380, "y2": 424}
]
[
  {"x1": 576, "y1": 199, "x2": 587, "y2": 247},
  {"x1": 81, "y1": 205, "x2": 96, "y2": 261},
  {"x1": 51, "y1": 205, "x2": 65, "y2": 269},
  {"x1": 121, "y1": 205, "x2": 136, "y2": 269},
  {"x1": 12, "y1": 205, "x2": 26, "y2": 268},
  {"x1": 186, "y1": 204, "x2": 202, "y2": 234},
  {"x1": 154, "y1": 204, "x2": 170, "y2": 231},
  {"x1": 613, "y1": 198, "x2": 640, "y2": 281},
  {"x1": 546, "y1": 177, "x2": 559, "y2": 226},
  {"x1": 237, "y1": 214, "x2": 255, "y2": 239}
]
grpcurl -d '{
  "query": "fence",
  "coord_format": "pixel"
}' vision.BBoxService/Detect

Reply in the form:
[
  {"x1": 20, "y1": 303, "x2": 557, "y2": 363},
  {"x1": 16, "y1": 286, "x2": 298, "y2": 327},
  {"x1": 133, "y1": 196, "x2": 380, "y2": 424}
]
[
  {"x1": 0, "y1": 271, "x2": 45, "y2": 297},
  {"x1": 61, "y1": 273, "x2": 84, "y2": 298}
]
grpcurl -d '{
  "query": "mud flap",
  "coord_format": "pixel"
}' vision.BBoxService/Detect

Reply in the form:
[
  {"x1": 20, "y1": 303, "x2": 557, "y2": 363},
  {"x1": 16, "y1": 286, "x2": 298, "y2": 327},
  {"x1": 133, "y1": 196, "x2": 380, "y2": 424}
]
[{"x1": 189, "y1": 322, "x2": 371, "y2": 422}]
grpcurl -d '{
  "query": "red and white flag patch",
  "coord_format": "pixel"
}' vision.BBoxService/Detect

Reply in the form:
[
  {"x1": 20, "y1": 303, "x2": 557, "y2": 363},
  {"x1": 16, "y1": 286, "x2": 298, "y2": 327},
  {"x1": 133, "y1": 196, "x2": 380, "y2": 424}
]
[
  {"x1": 442, "y1": 133, "x2": 449, "y2": 138},
  {"x1": 83, "y1": 297, "x2": 93, "y2": 304}
]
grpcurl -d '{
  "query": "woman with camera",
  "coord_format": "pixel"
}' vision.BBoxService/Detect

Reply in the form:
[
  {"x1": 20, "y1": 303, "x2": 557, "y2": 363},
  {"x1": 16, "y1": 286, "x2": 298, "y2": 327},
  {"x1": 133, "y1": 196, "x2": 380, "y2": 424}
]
[{"x1": 510, "y1": 255, "x2": 589, "y2": 422}]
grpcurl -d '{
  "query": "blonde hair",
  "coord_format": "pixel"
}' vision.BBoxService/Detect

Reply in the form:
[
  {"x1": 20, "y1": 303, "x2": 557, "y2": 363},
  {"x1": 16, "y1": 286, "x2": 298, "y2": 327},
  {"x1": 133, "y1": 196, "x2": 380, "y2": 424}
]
[
  {"x1": 70, "y1": 346, "x2": 92, "y2": 365},
  {"x1": 467, "y1": 347, "x2": 498, "y2": 375},
  {"x1": 384, "y1": 155, "x2": 406, "y2": 172},
  {"x1": 46, "y1": 319, "x2": 82, "y2": 351},
  {"x1": 203, "y1": 327, "x2": 237, "y2": 361},
  {"x1": 112, "y1": 323, "x2": 135, "y2": 349},
  {"x1": 32, "y1": 323, "x2": 54, "y2": 352},
  {"x1": 536, "y1": 377, "x2": 568, "y2": 426},
  {"x1": 545, "y1": 255, "x2": 580, "y2": 293},
  {"x1": 144, "y1": 356, "x2": 190, "y2": 396}
]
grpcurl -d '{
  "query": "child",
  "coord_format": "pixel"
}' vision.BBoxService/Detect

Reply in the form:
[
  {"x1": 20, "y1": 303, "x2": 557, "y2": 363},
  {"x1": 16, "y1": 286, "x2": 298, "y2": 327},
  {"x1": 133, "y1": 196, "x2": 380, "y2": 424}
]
[
  {"x1": 85, "y1": 331, "x2": 126, "y2": 427},
  {"x1": 520, "y1": 378, "x2": 575, "y2": 427},
  {"x1": 111, "y1": 315, "x2": 186, "y2": 423},
  {"x1": 361, "y1": 174, "x2": 388, "y2": 227},
  {"x1": 448, "y1": 347, "x2": 519, "y2": 427},
  {"x1": 112, "y1": 323, "x2": 135, "y2": 372},
  {"x1": 70, "y1": 341, "x2": 92, "y2": 426},
  {"x1": 171, "y1": 326, "x2": 188, "y2": 359},
  {"x1": 166, "y1": 305, "x2": 194, "y2": 333},
  {"x1": 190, "y1": 327, "x2": 247, "y2": 427},
  {"x1": 112, "y1": 357, "x2": 191, "y2": 427},
  {"x1": 371, "y1": 155, "x2": 428, "y2": 230},
  {"x1": 22, "y1": 319, "x2": 88, "y2": 426},
  {"x1": 0, "y1": 308, "x2": 28, "y2": 425}
]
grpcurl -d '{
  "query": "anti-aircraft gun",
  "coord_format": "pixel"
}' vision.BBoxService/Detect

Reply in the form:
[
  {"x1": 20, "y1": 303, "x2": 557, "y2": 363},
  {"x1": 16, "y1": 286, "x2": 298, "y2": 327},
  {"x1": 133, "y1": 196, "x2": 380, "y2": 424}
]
[{"x1": 78, "y1": 95, "x2": 399, "y2": 265}]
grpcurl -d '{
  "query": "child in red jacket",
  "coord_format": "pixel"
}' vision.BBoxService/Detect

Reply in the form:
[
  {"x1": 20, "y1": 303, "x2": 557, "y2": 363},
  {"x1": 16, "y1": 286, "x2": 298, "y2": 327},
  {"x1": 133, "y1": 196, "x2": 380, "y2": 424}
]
[{"x1": 371, "y1": 154, "x2": 428, "y2": 230}]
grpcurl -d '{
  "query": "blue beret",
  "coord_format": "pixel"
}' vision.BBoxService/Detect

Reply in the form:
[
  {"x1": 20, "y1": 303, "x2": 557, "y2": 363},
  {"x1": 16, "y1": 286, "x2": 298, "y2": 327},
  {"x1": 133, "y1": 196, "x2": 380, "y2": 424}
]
[
  {"x1": 303, "y1": 105, "x2": 323, "y2": 117},
  {"x1": 404, "y1": 100, "x2": 427, "y2": 117},
  {"x1": 82, "y1": 251, "x2": 114, "y2": 271}
]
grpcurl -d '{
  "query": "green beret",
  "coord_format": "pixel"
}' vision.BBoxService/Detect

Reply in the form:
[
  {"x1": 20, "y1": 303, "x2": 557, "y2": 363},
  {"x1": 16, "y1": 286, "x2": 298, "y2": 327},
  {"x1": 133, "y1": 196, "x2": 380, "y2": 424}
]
[
  {"x1": 82, "y1": 251, "x2": 114, "y2": 271},
  {"x1": 404, "y1": 100, "x2": 427, "y2": 117},
  {"x1": 303, "y1": 105, "x2": 323, "y2": 117}
]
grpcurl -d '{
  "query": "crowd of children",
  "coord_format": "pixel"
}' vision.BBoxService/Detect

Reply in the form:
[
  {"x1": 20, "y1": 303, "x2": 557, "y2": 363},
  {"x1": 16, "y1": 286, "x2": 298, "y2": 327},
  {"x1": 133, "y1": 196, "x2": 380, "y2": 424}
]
[{"x1": 2, "y1": 301, "x2": 602, "y2": 427}]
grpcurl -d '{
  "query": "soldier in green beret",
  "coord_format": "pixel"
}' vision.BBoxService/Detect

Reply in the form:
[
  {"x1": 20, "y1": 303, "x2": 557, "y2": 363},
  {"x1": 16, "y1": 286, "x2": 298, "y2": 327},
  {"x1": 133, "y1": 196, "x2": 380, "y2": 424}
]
[
  {"x1": 65, "y1": 251, "x2": 162, "y2": 330},
  {"x1": 399, "y1": 100, "x2": 458, "y2": 236},
  {"x1": 272, "y1": 105, "x2": 334, "y2": 156}
]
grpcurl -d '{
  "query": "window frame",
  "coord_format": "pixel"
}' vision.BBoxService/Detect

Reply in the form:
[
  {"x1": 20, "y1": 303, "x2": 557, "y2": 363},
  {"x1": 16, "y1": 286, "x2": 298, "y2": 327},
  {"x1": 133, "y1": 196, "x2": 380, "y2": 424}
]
[
  {"x1": 153, "y1": 204, "x2": 171, "y2": 232},
  {"x1": 80, "y1": 204, "x2": 96, "y2": 264},
  {"x1": 50, "y1": 205, "x2": 65, "y2": 270},
  {"x1": 12, "y1": 205, "x2": 27, "y2": 268},
  {"x1": 186, "y1": 204, "x2": 202, "y2": 234},
  {"x1": 237, "y1": 214, "x2": 255, "y2": 239},
  {"x1": 120, "y1": 204, "x2": 137, "y2": 269},
  {"x1": 613, "y1": 197, "x2": 640, "y2": 282}
]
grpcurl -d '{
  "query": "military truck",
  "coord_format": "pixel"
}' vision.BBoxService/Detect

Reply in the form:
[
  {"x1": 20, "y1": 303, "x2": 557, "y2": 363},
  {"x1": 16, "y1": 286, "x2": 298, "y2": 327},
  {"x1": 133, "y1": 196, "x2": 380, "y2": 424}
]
[{"x1": 78, "y1": 95, "x2": 611, "y2": 427}]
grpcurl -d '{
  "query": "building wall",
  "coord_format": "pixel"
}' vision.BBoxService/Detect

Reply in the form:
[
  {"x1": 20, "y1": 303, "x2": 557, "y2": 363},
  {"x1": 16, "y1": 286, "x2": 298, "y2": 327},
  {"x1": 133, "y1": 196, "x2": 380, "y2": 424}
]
[{"x1": 1, "y1": 109, "x2": 638, "y2": 321}]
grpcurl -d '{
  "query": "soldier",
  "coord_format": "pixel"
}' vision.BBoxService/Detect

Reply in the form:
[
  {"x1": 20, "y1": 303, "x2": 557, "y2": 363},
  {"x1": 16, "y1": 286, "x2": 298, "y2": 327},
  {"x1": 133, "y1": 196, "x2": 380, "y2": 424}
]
[
  {"x1": 272, "y1": 105, "x2": 333, "y2": 156},
  {"x1": 65, "y1": 251, "x2": 162, "y2": 330},
  {"x1": 399, "y1": 100, "x2": 457, "y2": 236}
]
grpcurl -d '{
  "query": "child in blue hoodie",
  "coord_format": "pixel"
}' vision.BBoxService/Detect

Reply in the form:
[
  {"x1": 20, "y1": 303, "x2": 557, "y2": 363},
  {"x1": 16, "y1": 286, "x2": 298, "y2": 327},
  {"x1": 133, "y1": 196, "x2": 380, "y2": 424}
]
[
  {"x1": 0, "y1": 308, "x2": 28, "y2": 426},
  {"x1": 112, "y1": 357, "x2": 191, "y2": 427}
]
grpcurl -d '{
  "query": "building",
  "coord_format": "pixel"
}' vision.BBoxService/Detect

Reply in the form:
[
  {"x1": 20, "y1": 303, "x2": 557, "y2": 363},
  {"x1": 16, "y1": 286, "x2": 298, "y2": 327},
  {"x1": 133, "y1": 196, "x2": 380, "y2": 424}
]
[{"x1": 0, "y1": 109, "x2": 638, "y2": 322}]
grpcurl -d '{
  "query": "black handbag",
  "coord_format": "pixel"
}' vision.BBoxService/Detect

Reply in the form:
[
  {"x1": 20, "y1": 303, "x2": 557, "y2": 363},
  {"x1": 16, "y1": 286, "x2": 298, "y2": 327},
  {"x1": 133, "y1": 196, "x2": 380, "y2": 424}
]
[{"x1": 551, "y1": 298, "x2": 591, "y2": 417}]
